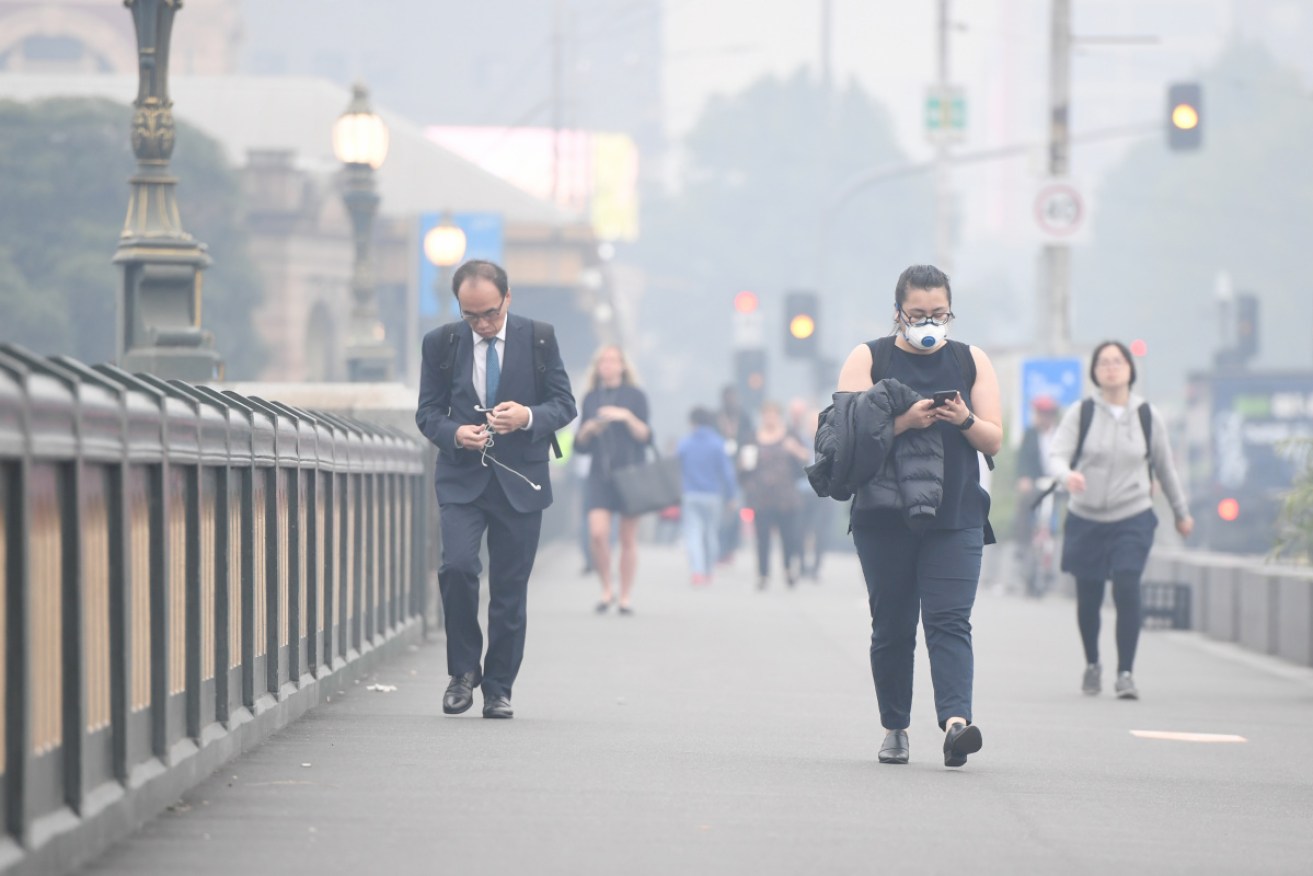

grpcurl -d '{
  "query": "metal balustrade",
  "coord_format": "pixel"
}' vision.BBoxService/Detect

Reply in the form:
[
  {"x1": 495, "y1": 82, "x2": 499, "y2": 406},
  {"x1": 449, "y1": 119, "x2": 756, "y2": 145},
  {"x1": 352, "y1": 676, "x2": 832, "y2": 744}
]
[{"x1": 0, "y1": 345, "x2": 430, "y2": 875}]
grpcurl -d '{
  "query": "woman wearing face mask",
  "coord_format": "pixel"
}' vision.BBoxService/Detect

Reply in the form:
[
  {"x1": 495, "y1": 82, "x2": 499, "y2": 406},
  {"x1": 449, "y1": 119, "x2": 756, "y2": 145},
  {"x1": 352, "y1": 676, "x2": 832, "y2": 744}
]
[
  {"x1": 835, "y1": 264, "x2": 1003, "y2": 768},
  {"x1": 1048, "y1": 341, "x2": 1193, "y2": 700}
]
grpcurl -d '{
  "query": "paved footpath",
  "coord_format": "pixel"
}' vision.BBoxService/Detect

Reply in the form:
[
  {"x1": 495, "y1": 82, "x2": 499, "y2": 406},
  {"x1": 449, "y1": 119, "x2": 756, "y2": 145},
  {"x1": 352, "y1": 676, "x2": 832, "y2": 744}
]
[{"x1": 81, "y1": 541, "x2": 1313, "y2": 875}]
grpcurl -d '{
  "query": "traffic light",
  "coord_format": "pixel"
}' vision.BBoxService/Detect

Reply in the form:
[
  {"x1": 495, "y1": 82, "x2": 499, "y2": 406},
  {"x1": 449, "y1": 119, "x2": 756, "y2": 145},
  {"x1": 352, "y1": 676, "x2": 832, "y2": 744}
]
[
  {"x1": 784, "y1": 290, "x2": 819, "y2": 358},
  {"x1": 1166, "y1": 82, "x2": 1202, "y2": 151},
  {"x1": 734, "y1": 348, "x2": 767, "y2": 411}
]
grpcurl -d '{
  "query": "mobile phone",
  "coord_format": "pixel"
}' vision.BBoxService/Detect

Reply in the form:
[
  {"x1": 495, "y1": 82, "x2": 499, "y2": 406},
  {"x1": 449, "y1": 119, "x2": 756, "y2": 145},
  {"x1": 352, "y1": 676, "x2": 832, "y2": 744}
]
[{"x1": 931, "y1": 390, "x2": 958, "y2": 408}]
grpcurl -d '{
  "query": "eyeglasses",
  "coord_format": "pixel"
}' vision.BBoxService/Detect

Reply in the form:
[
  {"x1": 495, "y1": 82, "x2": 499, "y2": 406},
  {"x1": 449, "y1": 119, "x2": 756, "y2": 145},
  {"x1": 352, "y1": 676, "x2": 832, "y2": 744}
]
[
  {"x1": 900, "y1": 309, "x2": 954, "y2": 327},
  {"x1": 460, "y1": 299, "x2": 506, "y2": 325}
]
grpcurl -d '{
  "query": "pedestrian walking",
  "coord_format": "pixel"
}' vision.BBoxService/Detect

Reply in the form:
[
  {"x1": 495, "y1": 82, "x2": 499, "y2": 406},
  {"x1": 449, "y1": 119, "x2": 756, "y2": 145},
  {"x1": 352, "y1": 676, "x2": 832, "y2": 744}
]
[
  {"x1": 828, "y1": 264, "x2": 1003, "y2": 768},
  {"x1": 715, "y1": 385, "x2": 755, "y2": 564},
  {"x1": 1014, "y1": 395, "x2": 1062, "y2": 598},
  {"x1": 1048, "y1": 340, "x2": 1193, "y2": 700},
  {"x1": 574, "y1": 345, "x2": 651, "y2": 615},
  {"x1": 415, "y1": 260, "x2": 577, "y2": 720},
  {"x1": 745, "y1": 401, "x2": 810, "y2": 589},
  {"x1": 677, "y1": 406, "x2": 739, "y2": 586},
  {"x1": 788, "y1": 401, "x2": 829, "y2": 581}
]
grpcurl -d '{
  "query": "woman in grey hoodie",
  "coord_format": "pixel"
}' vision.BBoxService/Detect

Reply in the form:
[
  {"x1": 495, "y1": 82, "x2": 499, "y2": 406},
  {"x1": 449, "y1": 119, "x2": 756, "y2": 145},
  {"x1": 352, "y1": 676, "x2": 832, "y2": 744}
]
[{"x1": 1048, "y1": 341, "x2": 1194, "y2": 700}]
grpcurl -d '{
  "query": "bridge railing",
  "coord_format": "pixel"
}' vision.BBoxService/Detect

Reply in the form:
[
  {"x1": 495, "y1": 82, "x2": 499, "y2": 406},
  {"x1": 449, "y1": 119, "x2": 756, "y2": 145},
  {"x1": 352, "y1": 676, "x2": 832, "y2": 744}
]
[{"x1": 0, "y1": 345, "x2": 430, "y2": 875}]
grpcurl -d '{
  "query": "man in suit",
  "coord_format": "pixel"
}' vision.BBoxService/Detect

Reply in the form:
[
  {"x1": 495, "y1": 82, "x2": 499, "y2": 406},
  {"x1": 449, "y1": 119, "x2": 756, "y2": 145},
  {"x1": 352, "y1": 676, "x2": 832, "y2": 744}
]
[{"x1": 416, "y1": 260, "x2": 577, "y2": 719}]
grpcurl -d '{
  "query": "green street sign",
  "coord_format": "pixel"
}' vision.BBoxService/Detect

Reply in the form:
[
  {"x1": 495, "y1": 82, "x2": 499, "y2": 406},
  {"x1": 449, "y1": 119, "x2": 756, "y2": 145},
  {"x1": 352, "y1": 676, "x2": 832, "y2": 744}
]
[{"x1": 925, "y1": 86, "x2": 967, "y2": 143}]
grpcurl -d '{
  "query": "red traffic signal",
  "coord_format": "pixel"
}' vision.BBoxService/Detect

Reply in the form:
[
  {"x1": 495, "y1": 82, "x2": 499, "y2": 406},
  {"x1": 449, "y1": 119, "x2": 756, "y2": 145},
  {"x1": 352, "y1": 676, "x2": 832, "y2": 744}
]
[{"x1": 733, "y1": 290, "x2": 759, "y2": 313}]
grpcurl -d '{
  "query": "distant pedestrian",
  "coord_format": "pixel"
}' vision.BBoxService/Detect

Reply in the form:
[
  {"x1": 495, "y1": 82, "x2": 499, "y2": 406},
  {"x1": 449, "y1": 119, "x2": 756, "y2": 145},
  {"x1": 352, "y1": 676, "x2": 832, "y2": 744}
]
[
  {"x1": 745, "y1": 401, "x2": 810, "y2": 589},
  {"x1": 416, "y1": 259, "x2": 577, "y2": 720},
  {"x1": 826, "y1": 264, "x2": 1003, "y2": 768},
  {"x1": 677, "y1": 406, "x2": 739, "y2": 586},
  {"x1": 716, "y1": 385, "x2": 755, "y2": 564},
  {"x1": 1048, "y1": 341, "x2": 1193, "y2": 700},
  {"x1": 574, "y1": 345, "x2": 651, "y2": 615},
  {"x1": 788, "y1": 401, "x2": 828, "y2": 581}
]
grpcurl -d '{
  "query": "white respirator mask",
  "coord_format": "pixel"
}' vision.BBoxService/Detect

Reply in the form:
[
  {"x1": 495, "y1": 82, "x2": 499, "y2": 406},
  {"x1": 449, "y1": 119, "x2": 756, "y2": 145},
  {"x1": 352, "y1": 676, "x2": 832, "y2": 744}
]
[{"x1": 901, "y1": 317, "x2": 948, "y2": 350}]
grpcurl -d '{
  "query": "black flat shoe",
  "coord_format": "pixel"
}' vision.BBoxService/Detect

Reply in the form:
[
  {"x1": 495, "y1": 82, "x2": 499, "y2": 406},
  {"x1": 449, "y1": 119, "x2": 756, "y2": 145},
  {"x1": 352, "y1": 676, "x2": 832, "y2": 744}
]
[
  {"x1": 618, "y1": 605, "x2": 634, "y2": 616},
  {"x1": 595, "y1": 599, "x2": 613, "y2": 613},
  {"x1": 943, "y1": 722, "x2": 983, "y2": 768},
  {"x1": 482, "y1": 695, "x2": 513, "y2": 719},
  {"x1": 878, "y1": 729, "x2": 909, "y2": 764},
  {"x1": 442, "y1": 669, "x2": 482, "y2": 715}
]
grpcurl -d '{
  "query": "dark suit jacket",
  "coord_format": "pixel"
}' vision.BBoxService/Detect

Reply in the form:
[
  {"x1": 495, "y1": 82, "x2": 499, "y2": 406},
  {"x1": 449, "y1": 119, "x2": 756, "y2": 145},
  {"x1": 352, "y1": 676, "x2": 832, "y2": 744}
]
[{"x1": 415, "y1": 313, "x2": 577, "y2": 513}]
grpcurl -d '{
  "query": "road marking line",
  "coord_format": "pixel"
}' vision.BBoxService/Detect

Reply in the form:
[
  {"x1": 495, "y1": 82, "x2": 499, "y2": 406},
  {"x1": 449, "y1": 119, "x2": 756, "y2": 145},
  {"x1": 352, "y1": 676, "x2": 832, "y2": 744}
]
[{"x1": 1130, "y1": 730, "x2": 1247, "y2": 743}]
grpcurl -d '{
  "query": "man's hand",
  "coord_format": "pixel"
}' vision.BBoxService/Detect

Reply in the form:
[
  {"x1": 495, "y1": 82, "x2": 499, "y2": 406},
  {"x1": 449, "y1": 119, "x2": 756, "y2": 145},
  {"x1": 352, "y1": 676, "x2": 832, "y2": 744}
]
[
  {"x1": 487, "y1": 402, "x2": 530, "y2": 435},
  {"x1": 1176, "y1": 515, "x2": 1195, "y2": 538},
  {"x1": 455, "y1": 423, "x2": 490, "y2": 450},
  {"x1": 893, "y1": 399, "x2": 939, "y2": 436},
  {"x1": 1065, "y1": 471, "x2": 1087, "y2": 494}
]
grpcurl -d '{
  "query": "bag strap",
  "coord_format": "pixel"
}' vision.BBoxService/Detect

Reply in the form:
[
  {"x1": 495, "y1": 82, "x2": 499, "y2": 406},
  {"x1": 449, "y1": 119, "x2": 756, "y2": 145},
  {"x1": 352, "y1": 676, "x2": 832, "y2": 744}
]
[
  {"x1": 1033, "y1": 397, "x2": 1095, "y2": 509},
  {"x1": 530, "y1": 319, "x2": 563, "y2": 459},
  {"x1": 1138, "y1": 401, "x2": 1154, "y2": 485},
  {"x1": 437, "y1": 321, "x2": 463, "y2": 380}
]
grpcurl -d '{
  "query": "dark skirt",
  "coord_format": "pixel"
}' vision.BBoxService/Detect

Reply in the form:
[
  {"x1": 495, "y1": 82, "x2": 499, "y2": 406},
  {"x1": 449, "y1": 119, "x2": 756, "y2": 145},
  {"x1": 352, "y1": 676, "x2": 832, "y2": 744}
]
[
  {"x1": 1060, "y1": 508, "x2": 1157, "y2": 581},
  {"x1": 584, "y1": 472, "x2": 626, "y2": 514}
]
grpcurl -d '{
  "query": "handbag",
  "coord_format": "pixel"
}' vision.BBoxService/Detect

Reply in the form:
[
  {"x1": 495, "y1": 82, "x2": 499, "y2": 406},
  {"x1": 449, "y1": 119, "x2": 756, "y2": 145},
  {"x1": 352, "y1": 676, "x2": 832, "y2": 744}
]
[{"x1": 610, "y1": 442, "x2": 683, "y2": 517}]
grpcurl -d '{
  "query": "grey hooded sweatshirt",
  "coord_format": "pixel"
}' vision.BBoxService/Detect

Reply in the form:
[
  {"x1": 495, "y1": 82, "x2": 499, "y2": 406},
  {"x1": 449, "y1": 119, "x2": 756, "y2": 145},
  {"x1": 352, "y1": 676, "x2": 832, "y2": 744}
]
[{"x1": 1047, "y1": 394, "x2": 1190, "y2": 524}]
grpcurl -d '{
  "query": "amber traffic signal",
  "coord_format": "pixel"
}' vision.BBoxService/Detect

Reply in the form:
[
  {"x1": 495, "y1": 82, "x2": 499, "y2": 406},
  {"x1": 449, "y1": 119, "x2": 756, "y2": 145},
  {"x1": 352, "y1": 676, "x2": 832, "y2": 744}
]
[{"x1": 1167, "y1": 82, "x2": 1203, "y2": 151}]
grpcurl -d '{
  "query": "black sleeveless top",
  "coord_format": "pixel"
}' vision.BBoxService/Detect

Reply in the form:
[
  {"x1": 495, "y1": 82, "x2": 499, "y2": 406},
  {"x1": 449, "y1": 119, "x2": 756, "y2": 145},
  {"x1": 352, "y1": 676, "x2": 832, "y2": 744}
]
[{"x1": 851, "y1": 339, "x2": 989, "y2": 531}]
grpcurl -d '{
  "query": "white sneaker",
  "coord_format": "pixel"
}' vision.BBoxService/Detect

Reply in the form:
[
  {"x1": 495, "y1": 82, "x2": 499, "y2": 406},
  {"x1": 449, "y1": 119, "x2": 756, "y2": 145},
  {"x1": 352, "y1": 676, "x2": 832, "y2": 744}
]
[{"x1": 1115, "y1": 671, "x2": 1139, "y2": 700}]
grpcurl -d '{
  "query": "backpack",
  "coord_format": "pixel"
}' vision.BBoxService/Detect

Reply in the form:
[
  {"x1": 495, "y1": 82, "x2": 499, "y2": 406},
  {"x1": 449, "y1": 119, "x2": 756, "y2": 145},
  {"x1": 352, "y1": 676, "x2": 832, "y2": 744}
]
[
  {"x1": 436, "y1": 319, "x2": 563, "y2": 459},
  {"x1": 867, "y1": 335, "x2": 993, "y2": 471},
  {"x1": 1033, "y1": 397, "x2": 1153, "y2": 507}
]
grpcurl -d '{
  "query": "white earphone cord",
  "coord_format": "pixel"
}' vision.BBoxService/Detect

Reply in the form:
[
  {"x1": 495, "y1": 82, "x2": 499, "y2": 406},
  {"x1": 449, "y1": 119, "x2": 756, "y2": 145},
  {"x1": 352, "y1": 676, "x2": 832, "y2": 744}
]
[{"x1": 479, "y1": 434, "x2": 543, "y2": 491}]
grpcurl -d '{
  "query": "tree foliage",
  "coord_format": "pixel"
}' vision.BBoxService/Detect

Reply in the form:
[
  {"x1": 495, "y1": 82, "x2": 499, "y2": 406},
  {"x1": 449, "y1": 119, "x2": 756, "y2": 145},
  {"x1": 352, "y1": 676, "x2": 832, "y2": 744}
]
[
  {"x1": 0, "y1": 97, "x2": 267, "y2": 377},
  {"x1": 635, "y1": 70, "x2": 935, "y2": 412},
  {"x1": 1074, "y1": 43, "x2": 1313, "y2": 395}
]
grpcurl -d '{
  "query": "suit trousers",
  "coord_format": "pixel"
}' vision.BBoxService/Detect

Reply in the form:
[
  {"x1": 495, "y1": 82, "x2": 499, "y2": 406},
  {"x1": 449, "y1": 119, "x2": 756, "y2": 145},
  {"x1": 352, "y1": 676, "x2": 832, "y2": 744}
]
[
  {"x1": 438, "y1": 474, "x2": 543, "y2": 699},
  {"x1": 852, "y1": 525, "x2": 983, "y2": 730}
]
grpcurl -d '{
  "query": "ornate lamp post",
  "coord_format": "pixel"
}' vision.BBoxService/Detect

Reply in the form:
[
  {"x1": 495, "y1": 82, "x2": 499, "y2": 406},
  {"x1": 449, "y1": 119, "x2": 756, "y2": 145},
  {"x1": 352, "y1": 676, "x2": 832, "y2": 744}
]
[
  {"x1": 115, "y1": 0, "x2": 220, "y2": 379},
  {"x1": 423, "y1": 213, "x2": 468, "y2": 306},
  {"x1": 332, "y1": 83, "x2": 393, "y2": 382}
]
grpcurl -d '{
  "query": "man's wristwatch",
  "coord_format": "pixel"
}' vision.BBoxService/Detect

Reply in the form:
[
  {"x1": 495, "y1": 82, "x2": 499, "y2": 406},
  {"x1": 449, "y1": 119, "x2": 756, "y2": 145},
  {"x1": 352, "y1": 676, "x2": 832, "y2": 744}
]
[{"x1": 957, "y1": 413, "x2": 976, "y2": 431}]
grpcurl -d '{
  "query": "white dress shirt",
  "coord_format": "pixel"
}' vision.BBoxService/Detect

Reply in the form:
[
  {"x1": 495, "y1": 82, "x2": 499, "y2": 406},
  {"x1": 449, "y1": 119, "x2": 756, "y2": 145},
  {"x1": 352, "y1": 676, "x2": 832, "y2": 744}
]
[
  {"x1": 469, "y1": 323, "x2": 532, "y2": 433},
  {"x1": 472, "y1": 324, "x2": 506, "y2": 408}
]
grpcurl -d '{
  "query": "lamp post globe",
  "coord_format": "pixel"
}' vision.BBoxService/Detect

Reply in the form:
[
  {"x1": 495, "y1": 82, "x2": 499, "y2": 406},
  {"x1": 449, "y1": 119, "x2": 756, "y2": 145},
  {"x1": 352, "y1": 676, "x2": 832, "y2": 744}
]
[
  {"x1": 335, "y1": 83, "x2": 394, "y2": 382},
  {"x1": 424, "y1": 216, "x2": 467, "y2": 324}
]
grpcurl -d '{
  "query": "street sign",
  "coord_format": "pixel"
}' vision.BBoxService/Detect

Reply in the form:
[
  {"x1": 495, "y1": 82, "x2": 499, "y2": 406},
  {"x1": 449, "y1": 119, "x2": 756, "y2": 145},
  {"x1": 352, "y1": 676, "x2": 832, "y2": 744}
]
[
  {"x1": 925, "y1": 85, "x2": 966, "y2": 144},
  {"x1": 732, "y1": 310, "x2": 765, "y2": 350},
  {"x1": 1019, "y1": 356, "x2": 1084, "y2": 431},
  {"x1": 1033, "y1": 180, "x2": 1086, "y2": 242},
  {"x1": 418, "y1": 212, "x2": 504, "y2": 318}
]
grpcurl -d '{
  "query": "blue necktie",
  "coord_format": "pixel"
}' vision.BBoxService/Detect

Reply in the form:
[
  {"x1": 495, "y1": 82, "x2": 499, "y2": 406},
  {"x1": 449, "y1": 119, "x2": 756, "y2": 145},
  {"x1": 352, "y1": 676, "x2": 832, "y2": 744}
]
[{"x1": 484, "y1": 337, "x2": 500, "y2": 407}]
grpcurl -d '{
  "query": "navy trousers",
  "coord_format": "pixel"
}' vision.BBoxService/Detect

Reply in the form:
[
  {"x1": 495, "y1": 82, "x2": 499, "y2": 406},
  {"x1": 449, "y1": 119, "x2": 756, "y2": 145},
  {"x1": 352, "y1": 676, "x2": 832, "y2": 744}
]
[
  {"x1": 852, "y1": 525, "x2": 983, "y2": 730},
  {"x1": 438, "y1": 475, "x2": 542, "y2": 699}
]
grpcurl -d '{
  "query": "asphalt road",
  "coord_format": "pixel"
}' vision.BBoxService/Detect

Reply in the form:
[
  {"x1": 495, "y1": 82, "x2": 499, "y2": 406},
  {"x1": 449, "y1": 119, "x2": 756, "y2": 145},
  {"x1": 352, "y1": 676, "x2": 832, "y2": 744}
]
[{"x1": 80, "y1": 540, "x2": 1313, "y2": 875}]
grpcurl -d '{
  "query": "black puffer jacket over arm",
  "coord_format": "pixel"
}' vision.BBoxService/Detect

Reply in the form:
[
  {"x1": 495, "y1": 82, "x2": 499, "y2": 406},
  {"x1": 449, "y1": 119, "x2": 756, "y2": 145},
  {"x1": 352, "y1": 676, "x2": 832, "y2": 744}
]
[{"x1": 806, "y1": 379, "x2": 945, "y2": 528}]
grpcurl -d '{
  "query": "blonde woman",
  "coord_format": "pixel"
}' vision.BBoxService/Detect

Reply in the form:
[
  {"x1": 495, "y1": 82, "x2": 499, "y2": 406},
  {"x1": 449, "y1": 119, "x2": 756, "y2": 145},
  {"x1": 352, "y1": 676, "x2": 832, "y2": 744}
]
[{"x1": 574, "y1": 346, "x2": 651, "y2": 614}]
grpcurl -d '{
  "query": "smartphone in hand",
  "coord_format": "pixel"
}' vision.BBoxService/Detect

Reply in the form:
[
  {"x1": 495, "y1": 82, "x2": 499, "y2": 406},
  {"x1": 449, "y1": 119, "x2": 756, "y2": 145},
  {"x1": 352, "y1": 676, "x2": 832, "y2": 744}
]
[{"x1": 931, "y1": 390, "x2": 958, "y2": 408}]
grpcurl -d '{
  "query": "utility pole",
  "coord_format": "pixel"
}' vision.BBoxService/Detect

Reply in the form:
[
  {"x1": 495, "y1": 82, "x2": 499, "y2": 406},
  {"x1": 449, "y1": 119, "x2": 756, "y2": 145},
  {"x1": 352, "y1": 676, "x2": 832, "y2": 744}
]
[
  {"x1": 551, "y1": 0, "x2": 564, "y2": 207},
  {"x1": 1041, "y1": 0, "x2": 1072, "y2": 355},
  {"x1": 933, "y1": 0, "x2": 953, "y2": 275},
  {"x1": 820, "y1": 0, "x2": 833, "y2": 95}
]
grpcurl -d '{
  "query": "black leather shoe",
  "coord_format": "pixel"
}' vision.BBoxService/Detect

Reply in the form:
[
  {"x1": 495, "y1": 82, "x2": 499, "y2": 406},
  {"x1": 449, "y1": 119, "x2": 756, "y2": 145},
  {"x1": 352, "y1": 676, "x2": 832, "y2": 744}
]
[
  {"x1": 482, "y1": 695, "x2": 513, "y2": 719},
  {"x1": 878, "y1": 729, "x2": 909, "y2": 764},
  {"x1": 442, "y1": 669, "x2": 482, "y2": 715},
  {"x1": 943, "y1": 722, "x2": 983, "y2": 768}
]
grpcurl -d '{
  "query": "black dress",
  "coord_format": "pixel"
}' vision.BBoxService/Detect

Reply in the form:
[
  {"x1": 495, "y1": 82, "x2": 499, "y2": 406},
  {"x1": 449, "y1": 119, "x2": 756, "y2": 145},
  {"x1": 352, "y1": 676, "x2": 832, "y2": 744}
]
[{"x1": 576, "y1": 384, "x2": 650, "y2": 513}]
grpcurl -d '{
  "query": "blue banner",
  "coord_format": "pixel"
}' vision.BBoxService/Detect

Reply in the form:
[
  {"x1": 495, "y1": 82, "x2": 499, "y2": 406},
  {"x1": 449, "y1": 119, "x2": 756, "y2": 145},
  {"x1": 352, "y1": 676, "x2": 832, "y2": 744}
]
[
  {"x1": 418, "y1": 212, "x2": 504, "y2": 318},
  {"x1": 1019, "y1": 356, "x2": 1084, "y2": 430}
]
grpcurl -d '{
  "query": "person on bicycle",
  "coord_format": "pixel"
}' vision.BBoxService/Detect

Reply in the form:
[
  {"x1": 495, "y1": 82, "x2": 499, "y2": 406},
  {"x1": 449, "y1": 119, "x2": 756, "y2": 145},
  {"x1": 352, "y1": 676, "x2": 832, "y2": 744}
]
[{"x1": 1013, "y1": 396, "x2": 1061, "y2": 594}]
